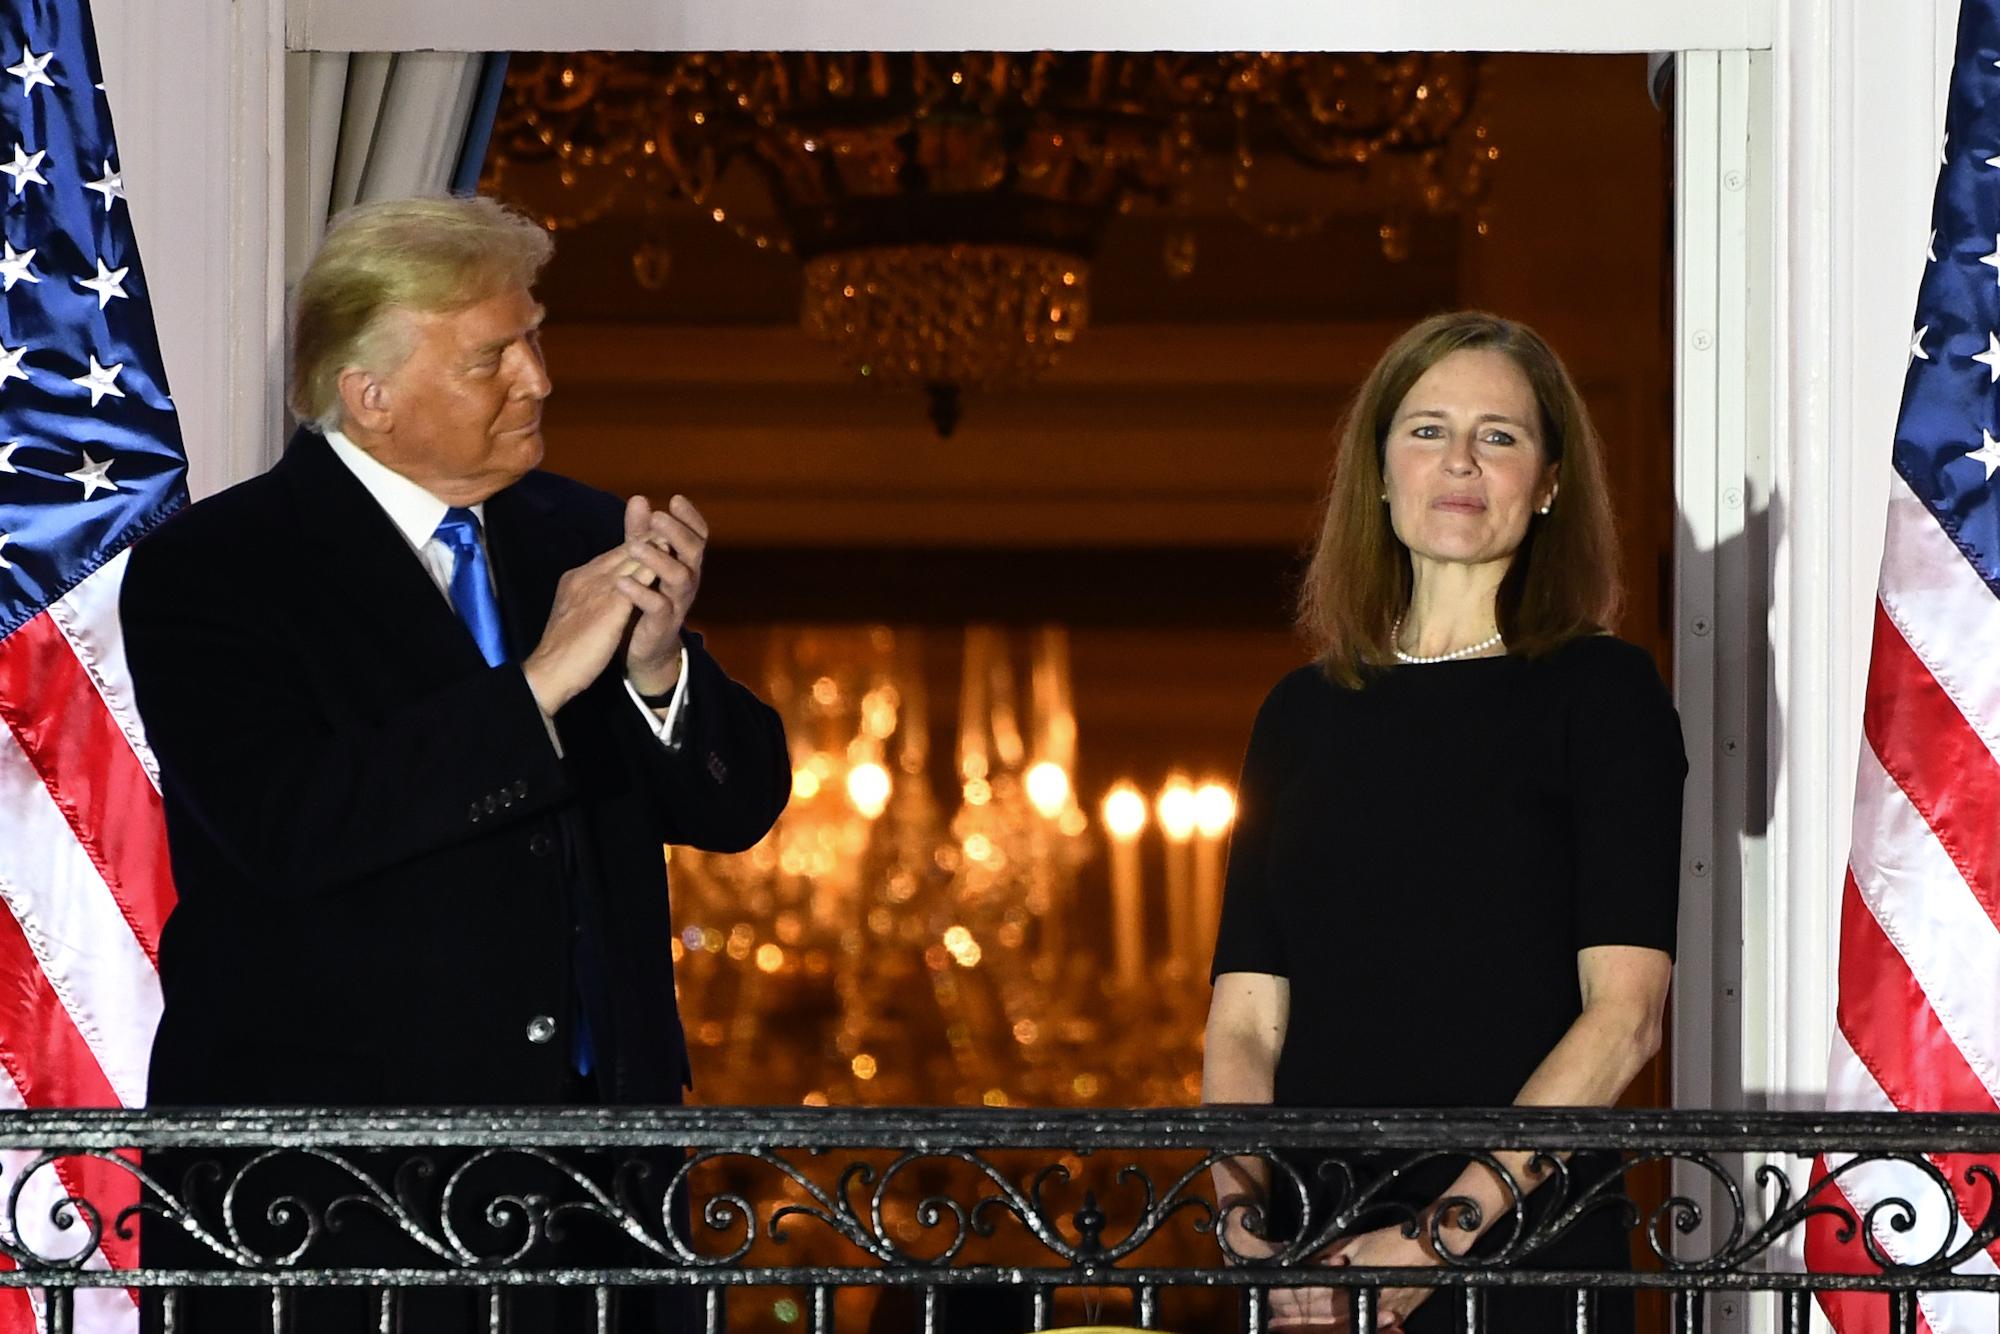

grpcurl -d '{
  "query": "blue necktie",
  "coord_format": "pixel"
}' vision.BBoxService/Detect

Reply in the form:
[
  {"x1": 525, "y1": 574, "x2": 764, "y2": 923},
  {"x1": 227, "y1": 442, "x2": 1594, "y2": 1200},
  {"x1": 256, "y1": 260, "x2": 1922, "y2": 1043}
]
[{"x1": 432, "y1": 508, "x2": 507, "y2": 667}]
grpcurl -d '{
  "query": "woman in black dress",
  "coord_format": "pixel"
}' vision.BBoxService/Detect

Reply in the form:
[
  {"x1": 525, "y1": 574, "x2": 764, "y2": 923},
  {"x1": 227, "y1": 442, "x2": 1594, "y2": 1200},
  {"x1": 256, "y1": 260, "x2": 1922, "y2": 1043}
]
[{"x1": 1201, "y1": 311, "x2": 1687, "y2": 1332}]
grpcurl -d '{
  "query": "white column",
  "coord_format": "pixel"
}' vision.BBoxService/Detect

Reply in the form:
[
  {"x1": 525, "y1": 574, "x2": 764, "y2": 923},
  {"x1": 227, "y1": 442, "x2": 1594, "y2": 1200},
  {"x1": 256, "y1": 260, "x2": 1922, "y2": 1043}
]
[
  {"x1": 1749, "y1": 4, "x2": 1949, "y2": 1326},
  {"x1": 92, "y1": 0, "x2": 287, "y2": 498},
  {"x1": 1757, "y1": 0, "x2": 1950, "y2": 1116}
]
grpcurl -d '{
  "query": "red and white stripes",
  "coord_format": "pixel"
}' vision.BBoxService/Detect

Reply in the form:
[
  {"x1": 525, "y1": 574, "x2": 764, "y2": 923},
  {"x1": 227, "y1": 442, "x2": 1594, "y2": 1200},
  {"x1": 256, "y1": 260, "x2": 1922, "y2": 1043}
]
[
  {"x1": 1811, "y1": 472, "x2": 2000, "y2": 1333},
  {"x1": 0, "y1": 551, "x2": 173, "y2": 1330}
]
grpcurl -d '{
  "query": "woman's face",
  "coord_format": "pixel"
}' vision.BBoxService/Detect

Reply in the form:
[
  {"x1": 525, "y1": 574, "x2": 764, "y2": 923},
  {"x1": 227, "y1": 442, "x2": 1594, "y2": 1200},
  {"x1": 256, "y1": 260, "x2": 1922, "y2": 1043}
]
[{"x1": 1381, "y1": 347, "x2": 1559, "y2": 575}]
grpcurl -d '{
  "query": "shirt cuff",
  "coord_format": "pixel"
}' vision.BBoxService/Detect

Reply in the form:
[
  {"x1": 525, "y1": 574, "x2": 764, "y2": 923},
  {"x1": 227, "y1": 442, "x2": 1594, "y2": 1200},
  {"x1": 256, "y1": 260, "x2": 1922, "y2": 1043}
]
[
  {"x1": 518, "y1": 667, "x2": 566, "y2": 760},
  {"x1": 624, "y1": 646, "x2": 691, "y2": 750}
]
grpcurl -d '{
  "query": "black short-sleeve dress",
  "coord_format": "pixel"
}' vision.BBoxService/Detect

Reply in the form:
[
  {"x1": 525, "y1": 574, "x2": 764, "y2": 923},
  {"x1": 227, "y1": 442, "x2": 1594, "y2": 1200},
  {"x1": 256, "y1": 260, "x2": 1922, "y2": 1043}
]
[{"x1": 1210, "y1": 635, "x2": 1688, "y2": 1332}]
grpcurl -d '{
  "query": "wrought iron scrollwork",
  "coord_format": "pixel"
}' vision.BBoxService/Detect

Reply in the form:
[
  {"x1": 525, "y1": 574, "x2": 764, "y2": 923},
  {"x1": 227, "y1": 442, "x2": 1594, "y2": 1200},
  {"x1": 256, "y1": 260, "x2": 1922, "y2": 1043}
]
[{"x1": 0, "y1": 1108, "x2": 1989, "y2": 1302}]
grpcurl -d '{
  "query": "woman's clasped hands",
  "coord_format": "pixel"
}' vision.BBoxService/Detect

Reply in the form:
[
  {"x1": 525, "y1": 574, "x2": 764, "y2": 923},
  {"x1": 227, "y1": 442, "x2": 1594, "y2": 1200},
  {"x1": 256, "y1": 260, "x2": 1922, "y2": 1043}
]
[{"x1": 1224, "y1": 1215, "x2": 1446, "y2": 1334}]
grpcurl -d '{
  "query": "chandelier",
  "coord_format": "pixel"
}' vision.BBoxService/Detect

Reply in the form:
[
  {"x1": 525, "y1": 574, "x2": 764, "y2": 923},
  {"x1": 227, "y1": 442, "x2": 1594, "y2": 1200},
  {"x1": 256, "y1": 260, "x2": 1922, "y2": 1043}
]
[
  {"x1": 486, "y1": 52, "x2": 1493, "y2": 434},
  {"x1": 663, "y1": 624, "x2": 1236, "y2": 1111},
  {"x1": 654, "y1": 625, "x2": 1245, "y2": 1333}
]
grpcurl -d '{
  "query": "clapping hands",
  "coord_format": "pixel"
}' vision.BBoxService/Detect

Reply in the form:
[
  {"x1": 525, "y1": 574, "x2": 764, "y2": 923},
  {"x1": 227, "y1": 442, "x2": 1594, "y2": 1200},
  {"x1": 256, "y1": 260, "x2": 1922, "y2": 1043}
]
[{"x1": 523, "y1": 493, "x2": 707, "y2": 715}]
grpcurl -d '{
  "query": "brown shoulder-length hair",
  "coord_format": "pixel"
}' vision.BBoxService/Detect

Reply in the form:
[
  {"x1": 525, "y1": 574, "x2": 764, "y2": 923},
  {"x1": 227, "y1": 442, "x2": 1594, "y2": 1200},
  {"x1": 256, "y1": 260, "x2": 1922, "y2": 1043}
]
[{"x1": 1298, "y1": 310, "x2": 1620, "y2": 688}]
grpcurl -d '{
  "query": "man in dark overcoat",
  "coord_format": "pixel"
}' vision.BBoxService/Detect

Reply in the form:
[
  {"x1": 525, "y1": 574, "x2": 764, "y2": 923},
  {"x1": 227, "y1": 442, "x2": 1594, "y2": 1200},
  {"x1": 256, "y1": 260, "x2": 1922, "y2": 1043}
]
[{"x1": 125, "y1": 195, "x2": 789, "y2": 1332}]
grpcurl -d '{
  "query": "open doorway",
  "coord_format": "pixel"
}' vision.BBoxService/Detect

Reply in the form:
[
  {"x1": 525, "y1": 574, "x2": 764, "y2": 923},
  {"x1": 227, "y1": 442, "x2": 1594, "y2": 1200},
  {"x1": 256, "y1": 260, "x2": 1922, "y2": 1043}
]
[
  {"x1": 443, "y1": 47, "x2": 1686, "y2": 1334},
  {"x1": 471, "y1": 44, "x2": 1677, "y2": 1101}
]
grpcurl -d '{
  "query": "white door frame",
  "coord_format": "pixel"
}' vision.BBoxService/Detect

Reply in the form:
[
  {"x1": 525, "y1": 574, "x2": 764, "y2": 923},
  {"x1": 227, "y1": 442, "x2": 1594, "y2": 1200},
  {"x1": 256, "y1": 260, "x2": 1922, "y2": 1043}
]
[
  {"x1": 288, "y1": 1, "x2": 1769, "y2": 57},
  {"x1": 113, "y1": 0, "x2": 1768, "y2": 1128},
  {"x1": 239, "y1": 27, "x2": 1787, "y2": 1166},
  {"x1": 1672, "y1": 51, "x2": 1766, "y2": 1333},
  {"x1": 1673, "y1": 42, "x2": 1762, "y2": 1134}
]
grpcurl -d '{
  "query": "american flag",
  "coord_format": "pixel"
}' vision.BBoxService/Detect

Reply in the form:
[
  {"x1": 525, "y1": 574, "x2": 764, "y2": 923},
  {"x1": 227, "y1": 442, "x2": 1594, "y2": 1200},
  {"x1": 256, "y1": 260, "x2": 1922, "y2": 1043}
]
[
  {"x1": 1804, "y1": 1, "x2": 2000, "y2": 1330},
  {"x1": 0, "y1": 0, "x2": 187, "y2": 1328}
]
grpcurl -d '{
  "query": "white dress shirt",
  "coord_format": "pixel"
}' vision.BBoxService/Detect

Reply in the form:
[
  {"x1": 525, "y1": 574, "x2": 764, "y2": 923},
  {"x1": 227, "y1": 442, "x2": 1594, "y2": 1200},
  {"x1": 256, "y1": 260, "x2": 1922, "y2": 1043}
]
[{"x1": 323, "y1": 429, "x2": 689, "y2": 751}]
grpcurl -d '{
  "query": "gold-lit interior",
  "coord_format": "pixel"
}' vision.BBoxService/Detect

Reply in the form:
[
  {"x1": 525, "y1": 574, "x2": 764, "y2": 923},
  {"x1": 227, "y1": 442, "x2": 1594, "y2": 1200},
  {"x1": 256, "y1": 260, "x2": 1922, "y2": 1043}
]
[
  {"x1": 667, "y1": 626, "x2": 1236, "y2": 1112},
  {"x1": 487, "y1": 52, "x2": 1493, "y2": 433},
  {"x1": 479, "y1": 48, "x2": 1677, "y2": 1332}
]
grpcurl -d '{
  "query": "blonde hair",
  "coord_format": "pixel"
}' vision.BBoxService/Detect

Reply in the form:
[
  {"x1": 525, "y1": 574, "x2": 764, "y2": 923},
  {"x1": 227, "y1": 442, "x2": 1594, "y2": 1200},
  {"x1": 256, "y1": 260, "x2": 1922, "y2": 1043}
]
[
  {"x1": 1297, "y1": 310, "x2": 1621, "y2": 688},
  {"x1": 290, "y1": 195, "x2": 554, "y2": 431}
]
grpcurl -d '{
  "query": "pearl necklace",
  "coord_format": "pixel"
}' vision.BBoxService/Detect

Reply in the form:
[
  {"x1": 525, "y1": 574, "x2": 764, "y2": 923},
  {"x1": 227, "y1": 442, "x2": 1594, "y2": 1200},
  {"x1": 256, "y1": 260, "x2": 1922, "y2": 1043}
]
[{"x1": 1391, "y1": 617, "x2": 1505, "y2": 665}]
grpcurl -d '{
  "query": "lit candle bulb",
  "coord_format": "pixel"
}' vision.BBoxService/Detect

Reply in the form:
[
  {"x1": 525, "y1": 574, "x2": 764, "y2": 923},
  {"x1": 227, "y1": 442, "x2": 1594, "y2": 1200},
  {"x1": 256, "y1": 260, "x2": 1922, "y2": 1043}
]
[
  {"x1": 1025, "y1": 760, "x2": 1070, "y2": 820},
  {"x1": 1102, "y1": 783, "x2": 1148, "y2": 990},
  {"x1": 1193, "y1": 781, "x2": 1236, "y2": 962},
  {"x1": 1157, "y1": 775, "x2": 1197, "y2": 974},
  {"x1": 1026, "y1": 761, "x2": 1072, "y2": 965},
  {"x1": 846, "y1": 761, "x2": 891, "y2": 819}
]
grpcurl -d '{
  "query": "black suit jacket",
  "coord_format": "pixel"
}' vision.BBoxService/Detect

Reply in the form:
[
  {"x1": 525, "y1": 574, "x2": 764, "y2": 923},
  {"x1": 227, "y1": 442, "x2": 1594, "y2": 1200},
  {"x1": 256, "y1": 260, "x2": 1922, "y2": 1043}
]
[{"x1": 122, "y1": 431, "x2": 788, "y2": 1108}]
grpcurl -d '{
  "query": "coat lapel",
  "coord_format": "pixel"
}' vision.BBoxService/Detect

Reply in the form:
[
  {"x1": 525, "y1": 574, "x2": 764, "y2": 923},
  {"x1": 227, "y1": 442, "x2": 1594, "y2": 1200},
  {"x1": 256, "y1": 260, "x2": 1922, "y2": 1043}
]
[
  {"x1": 484, "y1": 476, "x2": 637, "y2": 795},
  {"x1": 275, "y1": 430, "x2": 491, "y2": 692},
  {"x1": 482, "y1": 478, "x2": 569, "y2": 664}
]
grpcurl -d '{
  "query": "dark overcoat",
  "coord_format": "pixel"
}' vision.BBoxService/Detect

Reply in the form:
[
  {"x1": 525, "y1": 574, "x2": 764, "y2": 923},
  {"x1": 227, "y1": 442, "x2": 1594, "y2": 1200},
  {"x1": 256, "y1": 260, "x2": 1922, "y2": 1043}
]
[{"x1": 123, "y1": 430, "x2": 788, "y2": 1331}]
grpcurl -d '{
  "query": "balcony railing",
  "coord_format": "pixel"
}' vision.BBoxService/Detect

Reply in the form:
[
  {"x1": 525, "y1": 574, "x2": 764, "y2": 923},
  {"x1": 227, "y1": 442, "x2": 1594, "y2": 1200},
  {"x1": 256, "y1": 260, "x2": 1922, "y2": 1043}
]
[{"x1": 0, "y1": 1107, "x2": 1992, "y2": 1334}]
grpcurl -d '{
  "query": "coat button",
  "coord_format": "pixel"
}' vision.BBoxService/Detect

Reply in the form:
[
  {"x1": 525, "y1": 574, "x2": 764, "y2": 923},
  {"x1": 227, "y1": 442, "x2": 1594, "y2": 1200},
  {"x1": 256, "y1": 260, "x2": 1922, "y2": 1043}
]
[
  {"x1": 484, "y1": 793, "x2": 500, "y2": 814},
  {"x1": 512, "y1": 780, "x2": 528, "y2": 799},
  {"x1": 529, "y1": 832, "x2": 554, "y2": 857},
  {"x1": 468, "y1": 802, "x2": 483, "y2": 824},
  {"x1": 525, "y1": 1015, "x2": 557, "y2": 1045}
]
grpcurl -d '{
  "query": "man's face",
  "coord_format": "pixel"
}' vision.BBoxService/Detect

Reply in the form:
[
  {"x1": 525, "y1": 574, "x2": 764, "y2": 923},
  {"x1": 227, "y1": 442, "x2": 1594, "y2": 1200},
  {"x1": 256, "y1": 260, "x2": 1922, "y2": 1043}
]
[{"x1": 363, "y1": 284, "x2": 551, "y2": 502}]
